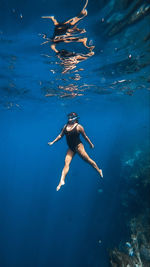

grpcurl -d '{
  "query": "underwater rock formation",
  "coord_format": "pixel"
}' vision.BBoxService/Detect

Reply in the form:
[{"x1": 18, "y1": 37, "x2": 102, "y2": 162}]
[
  {"x1": 102, "y1": 0, "x2": 150, "y2": 37},
  {"x1": 110, "y1": 146, "x2": 150, "y2": 267},
  {"x1": 120, "y1": 147, "x2": 150, "y2": 215},
  {"x1": 110, "y1": 216, "x2": 150, "y2": 267}
]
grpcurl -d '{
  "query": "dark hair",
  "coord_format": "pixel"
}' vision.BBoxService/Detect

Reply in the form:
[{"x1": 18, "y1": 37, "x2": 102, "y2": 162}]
[{"x1": 67, "y1": 112, "x2": 79, "y2": 123}]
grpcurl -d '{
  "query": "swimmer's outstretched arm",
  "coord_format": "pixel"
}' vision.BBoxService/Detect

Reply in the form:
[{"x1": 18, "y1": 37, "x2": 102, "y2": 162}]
[
  {"x1": 48, "y1": 126, "x2": 65, "y2": 146},
  {"x1": 42, "y1": 16, "x2": 59, "y2": 26},
  {"x1": 78, "y1": 124, "x2": 94, "y2": 148}
]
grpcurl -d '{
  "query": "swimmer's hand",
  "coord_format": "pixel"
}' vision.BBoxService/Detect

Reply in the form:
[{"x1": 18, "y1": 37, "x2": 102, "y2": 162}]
[
  {"x1": 90, "y1": 144, "x2": 94, "y2": 149},
  {"x1": 48, "y1": 141, "x2": 54, "y2": 146}
]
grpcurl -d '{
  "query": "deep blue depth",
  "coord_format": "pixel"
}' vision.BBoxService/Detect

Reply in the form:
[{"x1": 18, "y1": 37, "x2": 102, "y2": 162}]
[{"x1": 0, "y1": 0, "x2": 150, "y2": 266}]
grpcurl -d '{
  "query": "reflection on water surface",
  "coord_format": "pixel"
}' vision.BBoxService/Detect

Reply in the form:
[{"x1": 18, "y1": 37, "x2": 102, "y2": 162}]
[{"x1": 0, "y1": 0, "x2": 150, "y2": 106}]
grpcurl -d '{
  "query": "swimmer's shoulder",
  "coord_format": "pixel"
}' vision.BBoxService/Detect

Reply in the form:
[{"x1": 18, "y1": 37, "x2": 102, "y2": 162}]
[
  {"x1": 77, "y1": 123, "x2": 84, "y2": 132},
  {"x1": 60, "y1": 124, "x2": 67, "y2": 136},
  {"x1": 63, "y1": 124, "x2": 67, "y2": 131}
]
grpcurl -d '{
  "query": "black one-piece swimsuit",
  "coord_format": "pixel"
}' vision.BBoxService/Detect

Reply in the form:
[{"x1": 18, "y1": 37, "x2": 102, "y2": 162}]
[{"x1": 64, "y1": 124, "x2": 82, "y2": 152}]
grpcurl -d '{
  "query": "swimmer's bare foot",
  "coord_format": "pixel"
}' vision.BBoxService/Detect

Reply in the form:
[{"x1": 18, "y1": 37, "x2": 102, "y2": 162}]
[
  {"x1": 99, "y1": 169, "x2": 103, "y2": 178},
  {"x1": 81, "y1": 9, "x2": 87, "y2": 16},
  {"x1": 56, "y1": 180, "x2": 65, "y2": 191}
]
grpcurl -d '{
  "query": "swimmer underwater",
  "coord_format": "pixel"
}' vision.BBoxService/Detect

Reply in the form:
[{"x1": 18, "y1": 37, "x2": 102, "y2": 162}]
[{"x1": 48, "y1": 112, "x2": 103, "y2": 191}]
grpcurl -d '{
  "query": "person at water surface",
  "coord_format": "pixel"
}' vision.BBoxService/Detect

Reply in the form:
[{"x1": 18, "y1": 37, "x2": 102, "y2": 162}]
[
  {"x1": 41, "y1": 0, "x2": 95, "y2": 53},
  {"x1": 48, "y1": 112, "x2": 103, "y2": 191}
]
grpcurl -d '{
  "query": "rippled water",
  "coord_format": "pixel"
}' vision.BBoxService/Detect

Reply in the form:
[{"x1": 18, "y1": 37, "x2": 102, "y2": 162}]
[
  {"x1": 0, "y1": 0, "x2": 150, "y2": 104},
  {"x1": 0, "y1": 0, "x2": 150, "y2": 266}
]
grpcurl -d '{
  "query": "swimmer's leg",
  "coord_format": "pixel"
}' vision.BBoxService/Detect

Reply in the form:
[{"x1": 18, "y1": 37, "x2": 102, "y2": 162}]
[
  {"x1": 56, "y1": 149, "x2": 75, "y2": 191},
  {"x1": 65, "y1": 10, "x2": 87, "y2": 26},
  {"x1": 83, "y1": 0, "x2": 88, "y2": 10},
  {"x1": 76, "y1": 143, "x2": 103, "y2": 178}
]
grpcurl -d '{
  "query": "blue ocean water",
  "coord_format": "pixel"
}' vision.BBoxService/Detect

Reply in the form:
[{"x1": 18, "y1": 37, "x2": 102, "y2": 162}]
[{"x1": 0, "y1": 0, "x2": 150, "y2": 266}]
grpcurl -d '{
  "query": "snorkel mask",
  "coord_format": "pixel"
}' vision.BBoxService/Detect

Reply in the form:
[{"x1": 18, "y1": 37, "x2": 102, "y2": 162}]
[{"x1": 67, "y1": 113, "x2": 78, "y2": 123}]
